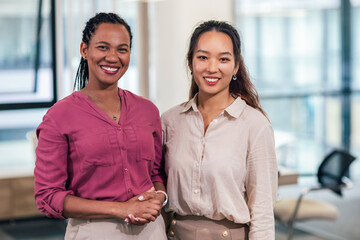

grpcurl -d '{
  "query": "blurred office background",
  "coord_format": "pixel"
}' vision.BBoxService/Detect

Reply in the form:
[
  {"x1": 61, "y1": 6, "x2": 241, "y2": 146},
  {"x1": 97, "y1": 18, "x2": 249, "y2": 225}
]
[{"x1": 0, "y1": 0, "x2": 359, "y2": 239}]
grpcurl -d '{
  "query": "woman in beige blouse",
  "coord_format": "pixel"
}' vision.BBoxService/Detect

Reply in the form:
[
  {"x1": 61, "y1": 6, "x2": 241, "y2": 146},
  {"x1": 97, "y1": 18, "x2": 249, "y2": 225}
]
[{"x1": 161, "y1": 20, "x2": 278, "y2": 239}]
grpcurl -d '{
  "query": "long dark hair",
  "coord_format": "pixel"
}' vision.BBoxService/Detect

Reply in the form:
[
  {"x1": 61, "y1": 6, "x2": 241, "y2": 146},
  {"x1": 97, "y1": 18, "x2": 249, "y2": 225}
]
[
  {"x1": 73, "y1": 12, "x2": 133, "y2": 91},
  {"x1": 187, "y1": 20, "x2": 266, "y2": 117}
]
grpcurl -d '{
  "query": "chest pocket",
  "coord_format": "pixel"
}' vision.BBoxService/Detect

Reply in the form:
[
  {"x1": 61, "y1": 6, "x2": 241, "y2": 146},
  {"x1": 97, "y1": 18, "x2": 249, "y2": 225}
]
[
  {"x1": 136, "y1": 125, "x2": 156, "y2": 162},
  {"x1": 73, "y1": 127, "x2": 116, "y2": 171}
]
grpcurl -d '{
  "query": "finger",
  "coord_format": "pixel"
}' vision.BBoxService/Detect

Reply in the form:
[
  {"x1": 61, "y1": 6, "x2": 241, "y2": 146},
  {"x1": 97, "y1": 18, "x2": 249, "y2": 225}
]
[
  {"x1": 128, "y1": 214, "x2": 143, "y2": 224},
  {"x1": 143, "y1": 207, "x2": 161, "y2": 217},
  {"x1": 137, "y1": 191, "x2": 157, "y2": 201},
  {"x1": 146, "y1": 187, "x2": 155, "y2": 192},
  {"x1": 138, "y1": 213, "x2": 157, "y2": 222},
  {"x1": 146, "y1": 198, "x2": 161, "y2": 204}
]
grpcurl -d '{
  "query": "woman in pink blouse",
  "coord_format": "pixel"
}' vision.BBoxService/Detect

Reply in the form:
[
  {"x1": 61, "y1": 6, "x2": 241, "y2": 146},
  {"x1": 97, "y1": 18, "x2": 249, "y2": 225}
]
[
  {"x1": 162, "y1": 21, "x2": 278, "y2": 239},
  {"x1": 34, "y1": 13, "x2": 167, "y2": 240}
]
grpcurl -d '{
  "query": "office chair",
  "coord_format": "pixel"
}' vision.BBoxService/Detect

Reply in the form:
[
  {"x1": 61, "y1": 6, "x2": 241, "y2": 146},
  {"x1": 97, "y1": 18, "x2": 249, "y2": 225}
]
[{"x1": 274, "y1": 149, "x2": 356, "y2": 240}]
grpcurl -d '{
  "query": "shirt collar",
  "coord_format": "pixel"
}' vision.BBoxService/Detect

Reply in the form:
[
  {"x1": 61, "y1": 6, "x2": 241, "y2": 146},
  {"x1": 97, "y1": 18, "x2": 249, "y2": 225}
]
[
  {"x1": 224, "y1": 97, "x2": 247, "y2": 118},
  {"x1": 182, "y1": 93, "x2": 247, "y2": 118},
  {"x1": 182, "y1": 93, "x2": 199, "y2": 113}
]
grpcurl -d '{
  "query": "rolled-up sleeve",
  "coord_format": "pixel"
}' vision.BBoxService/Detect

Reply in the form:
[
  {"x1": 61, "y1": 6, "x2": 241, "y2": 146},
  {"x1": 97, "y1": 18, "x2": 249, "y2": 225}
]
[
  {"x1": 246, "y1": 124, "x2": 278, "y2": 239},
  {"x1": 34, "y1": 114, "x2": 74, "y2": 219}
]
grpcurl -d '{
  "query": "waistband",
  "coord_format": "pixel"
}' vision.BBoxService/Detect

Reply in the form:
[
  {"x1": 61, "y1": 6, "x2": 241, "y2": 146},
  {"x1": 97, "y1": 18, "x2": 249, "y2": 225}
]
[{"x1": 173, "y1": 213, "x2": 247, "y2": 229}]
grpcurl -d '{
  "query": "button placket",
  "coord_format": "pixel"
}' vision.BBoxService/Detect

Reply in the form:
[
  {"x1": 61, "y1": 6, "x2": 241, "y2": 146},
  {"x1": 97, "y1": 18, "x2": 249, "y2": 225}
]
[{"x1": 118, "y1": 125, "x2": 132, "y2": 198}]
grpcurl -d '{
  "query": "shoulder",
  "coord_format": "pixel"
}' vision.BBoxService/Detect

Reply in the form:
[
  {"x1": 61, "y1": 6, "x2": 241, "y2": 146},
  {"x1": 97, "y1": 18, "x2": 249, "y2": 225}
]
[
  {"x1": 161, "y1": 101, "x2": 188, "y2": 125},
  {"x1": 121, "y1": 89, "x2": 160, "y2": 121},
  {"x1": 241, "y1": 104, "x2": 272, "y2": 133},
  {"x1": 45, "y1": 92, "x2": 79, "y2": 117},
  {"x1": 123, "y1": 90, "x2": 157, "y2": 109}
]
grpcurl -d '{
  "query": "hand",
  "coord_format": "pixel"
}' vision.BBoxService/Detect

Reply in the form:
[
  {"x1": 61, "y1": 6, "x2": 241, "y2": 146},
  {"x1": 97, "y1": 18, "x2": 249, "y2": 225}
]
[
  {"x1": 126, "y1": 188, "x2": 166, "y2": 225},
  {"x1": 123, "y1": 190, "x2": 161, "y2": 225},
  {"x1": 138, "y1": 188, "x2": 165, "y2": 207}
]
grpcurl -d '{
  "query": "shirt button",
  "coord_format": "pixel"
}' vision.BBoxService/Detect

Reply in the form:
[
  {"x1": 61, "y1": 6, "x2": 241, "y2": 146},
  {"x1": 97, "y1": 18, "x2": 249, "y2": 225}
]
[
  {"x1": 222, "y1": 230, "x2": 229, "y2": 237},
  {"x1": 121, "y1": 146, "x2": 127, "y2": 151},
  {"x1": 127, "y1": 188, "x2": 132, "y2": 193},
  {"x1": 124, "y1": 168, "x2": 128, "y2": 173},
  {"x1": 171, "y1": 219, "x2": 176, "y2": 225},
  {"x1": 169, "y1": 230, "x2": 175, "y2": 237},
  {"x1": 195, "y1": 212, "x2": 200, "y2": 216},
  {"x1": 194, "y1": 189, "x2": 199, "y2": 194},
  {"x1": 196, "y1": 162, "x2": 199, "y2": 167}
]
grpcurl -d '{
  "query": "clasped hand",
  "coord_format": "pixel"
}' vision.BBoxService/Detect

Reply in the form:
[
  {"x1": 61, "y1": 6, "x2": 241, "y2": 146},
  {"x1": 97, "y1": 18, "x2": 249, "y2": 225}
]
[{"x1": 124, "y1": 187, "x2": 164, "y2": 225}]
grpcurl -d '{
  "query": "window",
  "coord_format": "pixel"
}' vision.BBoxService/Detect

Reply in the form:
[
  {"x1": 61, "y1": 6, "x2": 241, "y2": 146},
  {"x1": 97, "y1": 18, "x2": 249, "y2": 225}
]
[
  {"x1": 235, "y1": 0, "x2": 359, "y2": 177},
  {"x1": 0, "y1": 0, "x2": 56, "y2": 110}
]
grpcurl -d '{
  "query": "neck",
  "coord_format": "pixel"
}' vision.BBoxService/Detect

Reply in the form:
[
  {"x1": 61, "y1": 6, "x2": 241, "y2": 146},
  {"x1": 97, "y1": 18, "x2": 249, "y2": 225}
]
[
  {"x1": 83, "y1": 83, "x2": 119, "y2": 100},
  {"x1": 197, "y1": 91, "x2": 234, "y2": 112}
]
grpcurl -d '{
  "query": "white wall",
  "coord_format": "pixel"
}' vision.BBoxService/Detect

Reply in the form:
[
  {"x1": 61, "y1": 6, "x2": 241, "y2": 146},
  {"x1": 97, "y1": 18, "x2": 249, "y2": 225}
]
[{"x1": 150, "y1": 0, "x2": 234, "y2": 113}]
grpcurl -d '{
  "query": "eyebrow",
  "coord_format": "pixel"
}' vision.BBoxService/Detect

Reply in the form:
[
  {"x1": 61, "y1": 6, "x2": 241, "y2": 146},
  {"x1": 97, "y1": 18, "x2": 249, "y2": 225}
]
[
  {"x1": 95, "y1": 41, "x2": 129, "y2": 48},
  {"x1": 196, "y1": 49, "x2": 233, "y2": 56}
]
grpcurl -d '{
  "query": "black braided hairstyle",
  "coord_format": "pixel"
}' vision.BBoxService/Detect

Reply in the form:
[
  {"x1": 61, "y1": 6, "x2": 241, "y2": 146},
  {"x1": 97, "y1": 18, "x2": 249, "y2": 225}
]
[{"x1": 73, "y1": 12, "x2": 133, "y2": 91}]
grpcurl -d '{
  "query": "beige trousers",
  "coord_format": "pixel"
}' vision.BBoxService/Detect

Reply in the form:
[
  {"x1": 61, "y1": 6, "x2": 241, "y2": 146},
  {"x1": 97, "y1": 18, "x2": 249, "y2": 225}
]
[
  {"x1": 167, "y1": 214, "x2": 249, "y2": 240},
  {"x1": 65, "y1": 215, "x2": 167, "y2": 240}
]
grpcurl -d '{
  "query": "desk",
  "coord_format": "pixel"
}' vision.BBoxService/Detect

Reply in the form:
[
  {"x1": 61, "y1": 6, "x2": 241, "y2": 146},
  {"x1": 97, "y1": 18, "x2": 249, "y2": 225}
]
[
  {"x1": 0, "y1": 175, "x2": 44, "y2": 220},
  {"x1": 278, "y1": 166, "x2": 299, "y2": 186}
]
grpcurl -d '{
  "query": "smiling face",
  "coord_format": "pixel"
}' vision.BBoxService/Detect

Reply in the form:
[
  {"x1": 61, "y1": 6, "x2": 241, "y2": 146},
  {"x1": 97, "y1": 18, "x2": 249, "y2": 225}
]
[
  {"x1": 80, "y1": 23, "x2": 131, "y2": 88},
  {"x1": 191, "y1": 30, "x2": 239, "y2": 98}
]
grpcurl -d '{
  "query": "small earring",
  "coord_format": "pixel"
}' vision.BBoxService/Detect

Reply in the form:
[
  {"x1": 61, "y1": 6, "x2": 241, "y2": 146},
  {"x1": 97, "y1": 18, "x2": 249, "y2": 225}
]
[
  {"x1": 191, "y1": 71, "x2": 193, "y2": 75},
  {"x1": 232, "y1": 75, "x2": 237, "y2": 81}
]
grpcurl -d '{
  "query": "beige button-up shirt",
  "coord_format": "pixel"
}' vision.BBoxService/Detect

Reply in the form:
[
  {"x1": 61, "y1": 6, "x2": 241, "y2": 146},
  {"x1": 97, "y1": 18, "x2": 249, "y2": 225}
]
[{"x1": 161, "y1": 96, "x2": 278, "y2": 239}]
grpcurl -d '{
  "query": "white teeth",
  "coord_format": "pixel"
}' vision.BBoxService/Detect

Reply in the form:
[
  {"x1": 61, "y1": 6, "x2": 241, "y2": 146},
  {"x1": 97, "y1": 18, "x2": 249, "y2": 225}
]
[
  {"x1": 204, "y1": 77, "x2": 219, "y2": 82},
  {"x1": 102, "y1": 66, "x2": 118, "y2": 71}
]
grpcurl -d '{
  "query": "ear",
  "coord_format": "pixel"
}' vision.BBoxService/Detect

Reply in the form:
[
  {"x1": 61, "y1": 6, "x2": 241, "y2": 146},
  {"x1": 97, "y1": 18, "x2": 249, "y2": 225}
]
[
  {"x1": 233, "y1": 62, "x2": 240, "y2": 75},
  {"x1": 188, "y1": 62, "x2": 193, "y2": 72},
  {"x1": 80, "y1": 42, "x2": 87, "y2": 59}
]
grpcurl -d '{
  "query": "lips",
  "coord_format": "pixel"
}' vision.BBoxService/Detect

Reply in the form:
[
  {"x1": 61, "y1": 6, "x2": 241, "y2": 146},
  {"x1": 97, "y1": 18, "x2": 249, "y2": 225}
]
[
  {"x1": 101, "y1": 65, "x2": 120, "y2": 74},
  {"x1": 204, "y1": 77, "x2": 220, "y2": 85}
]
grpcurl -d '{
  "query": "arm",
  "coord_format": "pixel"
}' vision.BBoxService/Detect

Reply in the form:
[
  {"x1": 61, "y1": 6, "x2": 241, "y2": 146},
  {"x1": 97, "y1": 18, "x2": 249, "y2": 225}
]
[
  {"x1": 34, "y1": 115, "x2": 74, "y2": 219},
  {"x1": 245, "y1": 125, "x2": 278, "y2": 239},
  {"x1": 63, "y1": 194, "x2": 161, "y2": 221},
  {"x1": 126, "y1": 110, "x2": 167, "y2": 224},
  {"x1": 35, "y1": 114, "x2": 162, "y2": 222}
]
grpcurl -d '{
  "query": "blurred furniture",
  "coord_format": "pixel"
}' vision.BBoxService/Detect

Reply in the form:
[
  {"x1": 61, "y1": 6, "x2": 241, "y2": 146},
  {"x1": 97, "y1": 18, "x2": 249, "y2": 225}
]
[
  {"x1": 0, "y1": 176, "x2": 43, "y2": 220},
  {"x1": 278, "y1": 166, "x2": 299, "y2": 186},
  {"x1": 0, "y1": 131, "x2": 42, "y2": 220},
  {"x1": 274, "y1": 149, "x2": 356, "y2": 240}
]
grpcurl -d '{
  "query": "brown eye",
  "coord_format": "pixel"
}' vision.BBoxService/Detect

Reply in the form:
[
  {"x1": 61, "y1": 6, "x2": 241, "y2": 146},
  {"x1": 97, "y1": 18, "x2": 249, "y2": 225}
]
[
  {"x1": 118, "y1": 48, "x2": 128, "y2": 53},
  {"x1": 97, "y1": 46, "x2": 108, "y2": 50},
  {"x1": 220, "y1": 58, "x2": 230, "y2": 62}
]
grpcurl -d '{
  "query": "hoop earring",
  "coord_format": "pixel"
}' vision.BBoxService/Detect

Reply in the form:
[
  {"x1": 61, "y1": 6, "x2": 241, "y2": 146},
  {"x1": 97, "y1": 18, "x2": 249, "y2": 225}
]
[{"x1": 232, "y1": 75, "x2": 237, "y2": 81}]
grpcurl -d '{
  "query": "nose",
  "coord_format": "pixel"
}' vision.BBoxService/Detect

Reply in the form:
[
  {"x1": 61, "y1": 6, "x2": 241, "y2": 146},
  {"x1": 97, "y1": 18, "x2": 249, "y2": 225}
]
[
  {"x1": 207, "y1": 59, "x2": 218, "y2": 73},
  {"x1": 105, "y1": 49, "x2": 118, "y2": 62}
]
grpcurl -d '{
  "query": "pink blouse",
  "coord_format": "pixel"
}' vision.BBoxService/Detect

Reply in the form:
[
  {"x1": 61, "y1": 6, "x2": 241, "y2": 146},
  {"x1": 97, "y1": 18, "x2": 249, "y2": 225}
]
[{"x1": 34, "y1": 89, "x2": 165, "y2": 219}]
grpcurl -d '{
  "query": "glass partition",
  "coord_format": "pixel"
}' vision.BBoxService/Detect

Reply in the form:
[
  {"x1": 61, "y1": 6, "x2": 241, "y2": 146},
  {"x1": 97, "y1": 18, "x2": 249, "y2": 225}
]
[
  {"x1": 235, "y1": 0, "x2": 359, "y2": 177},
  {"x1": 0, "y1": 0, "x2": 56, "y2": 109}
]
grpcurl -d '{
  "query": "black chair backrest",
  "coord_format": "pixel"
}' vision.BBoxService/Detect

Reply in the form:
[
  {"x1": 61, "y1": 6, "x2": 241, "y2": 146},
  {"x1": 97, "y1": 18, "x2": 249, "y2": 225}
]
[{"x1": 317, "y1": 150, "x2": 356, "y2": 196}]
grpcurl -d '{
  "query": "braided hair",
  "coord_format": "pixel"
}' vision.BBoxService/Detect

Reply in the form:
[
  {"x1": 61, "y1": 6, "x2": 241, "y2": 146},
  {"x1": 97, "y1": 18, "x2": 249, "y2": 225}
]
[{"x1": 74, "y1": 12, "x2": 133, "y2": 91}]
